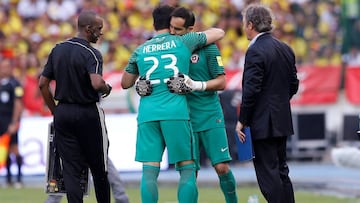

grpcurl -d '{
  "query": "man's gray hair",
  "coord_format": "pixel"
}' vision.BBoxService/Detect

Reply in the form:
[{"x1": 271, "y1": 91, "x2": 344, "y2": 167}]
[{"x1": 243, "y1": 4, "x2": 274, "y2": 33}]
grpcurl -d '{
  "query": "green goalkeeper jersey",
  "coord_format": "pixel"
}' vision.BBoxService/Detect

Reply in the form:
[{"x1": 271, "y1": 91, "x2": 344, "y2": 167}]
[
  {"x1": 125, "y1": 32, "x2": 207, "y2": 124},
  {"x1": 187, "y1": 43, "x2": 226, "y2": 132}
]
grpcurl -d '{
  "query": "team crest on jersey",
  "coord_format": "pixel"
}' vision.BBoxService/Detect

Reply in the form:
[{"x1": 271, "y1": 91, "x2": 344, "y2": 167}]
[{"x1": 190, "y1": 54, "x2": 199, "y2": 63}]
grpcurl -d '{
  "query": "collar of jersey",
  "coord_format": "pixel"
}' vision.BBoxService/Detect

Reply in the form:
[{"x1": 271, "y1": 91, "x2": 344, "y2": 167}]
[
  {"x1": 71, "y1": 37, "x2": 90, "y2": 45},
  {"x1": 152, "y1": 32, "x2": 171, "y2": 39}
]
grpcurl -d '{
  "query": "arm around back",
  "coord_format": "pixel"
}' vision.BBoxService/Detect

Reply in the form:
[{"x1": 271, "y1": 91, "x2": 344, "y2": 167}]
[{"x1": 202, "y1": 28, "x2": 225, "y2": 45}]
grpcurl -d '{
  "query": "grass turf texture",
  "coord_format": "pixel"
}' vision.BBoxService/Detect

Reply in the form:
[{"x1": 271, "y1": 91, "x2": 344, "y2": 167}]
[{"x1": 0, "y1": 186, "x2": 359, "y2": 203}]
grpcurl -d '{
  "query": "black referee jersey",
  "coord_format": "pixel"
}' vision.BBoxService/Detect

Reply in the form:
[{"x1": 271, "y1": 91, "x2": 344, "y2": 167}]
[
  {"x1": 0, "y1": 77, "x2": 23, "y2": 135},
  {"x1": 42, "y1": 37, "x2": 103, "y2": 104}
]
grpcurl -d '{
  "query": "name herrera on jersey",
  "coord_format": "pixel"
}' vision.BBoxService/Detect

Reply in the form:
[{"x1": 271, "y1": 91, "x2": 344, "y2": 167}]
[{"x1": 143, "y1": 40, "x2": 177, "y2": 53}]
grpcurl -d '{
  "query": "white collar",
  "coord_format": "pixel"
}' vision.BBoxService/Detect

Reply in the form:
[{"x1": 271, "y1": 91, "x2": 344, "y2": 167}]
[{"x1": 248, "y1": 32, "x2": 265, "y2": 48}]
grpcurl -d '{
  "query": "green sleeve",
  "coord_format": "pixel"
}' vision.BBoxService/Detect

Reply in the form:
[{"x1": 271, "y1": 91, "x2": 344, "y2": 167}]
[
  {"x1": 181, "y1": 32, "x2": 207, "y2": 53},
  {"x1": 125, "y1": 50, "x2": 139, "y2": 75},
  {"x1": 205, "y1": 43, "x2": 225, "y2": 78}
]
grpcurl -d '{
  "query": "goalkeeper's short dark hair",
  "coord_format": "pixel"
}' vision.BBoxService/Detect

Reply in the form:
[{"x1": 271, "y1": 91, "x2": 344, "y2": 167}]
[
  {"x1": 152, "y1": 5, "x2": 175, "y2": 31},
  {"x1": 170, "y1": 7, "x2": 195, "y2": 28}
]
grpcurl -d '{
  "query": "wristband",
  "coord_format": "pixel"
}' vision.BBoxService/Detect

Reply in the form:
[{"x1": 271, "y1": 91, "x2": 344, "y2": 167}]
[
  {"x1": 192, "y1": 81, "x2": 207, "y2": 91},
  {"x1": 201, "y1": 81, "x2": 207, "y2": 91}
]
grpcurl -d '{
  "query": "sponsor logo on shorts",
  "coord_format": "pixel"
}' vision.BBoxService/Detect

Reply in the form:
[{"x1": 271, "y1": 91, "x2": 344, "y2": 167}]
[{"x1": 221, "y1": 147, "x2": 228, "y2": 152}]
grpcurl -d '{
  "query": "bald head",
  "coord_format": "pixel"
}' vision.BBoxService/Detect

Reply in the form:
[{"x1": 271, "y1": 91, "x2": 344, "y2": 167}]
[
  {"x1": 77, "y1": 11, "x2": 98, "y2": 30},
  {"x1": 77, "y1": 10, "x2": 103, "y2": 43}
]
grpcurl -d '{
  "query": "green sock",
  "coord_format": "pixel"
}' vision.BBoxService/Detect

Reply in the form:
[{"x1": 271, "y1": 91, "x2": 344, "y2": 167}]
[
  {"x1": 177, "y1": 163, "x2": 198, "y2": 203},
  {"x1": 219, "y1": 170, "x2": 238, "y2": 203},
  {"x1": 141, "y1": 165, "x2": 160, "y2": 203}
]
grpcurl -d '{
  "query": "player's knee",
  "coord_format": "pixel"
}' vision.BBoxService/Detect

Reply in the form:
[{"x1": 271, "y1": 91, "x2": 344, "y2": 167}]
[{"x1": 214, "y1": 162, "x2": 229, "y2": 175}]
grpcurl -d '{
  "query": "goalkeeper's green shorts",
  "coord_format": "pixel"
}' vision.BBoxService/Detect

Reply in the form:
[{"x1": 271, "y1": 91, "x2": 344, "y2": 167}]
[
  {"x1": 194, "y1": 127, "x2": 232, "y2": 170},
  {"x1": 135, "y1": 120, "x2": 196, "y2": 164}
]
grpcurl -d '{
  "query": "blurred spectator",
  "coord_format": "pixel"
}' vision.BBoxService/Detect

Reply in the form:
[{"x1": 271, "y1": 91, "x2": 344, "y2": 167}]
[
  {"x1": 226, "y1": 46, "x2": 245, "y2": 70},
  {"x1": 22, "y1": 53, "x2": 51, "y2": 116},
  {"x1": 0, "y1": 6, "x2": 22, "y2": 36},
  {"x1": 289, "y1": 2, "x2": 306, "y2": 37},
  {"x1": 0, "y1": 31, "x2": 17, "y2": 61},
  {"x1": 78, "y1": 0, "x2": 104, "y2": 14},
  {"x1": 314, "y1": 44, "x2": 341, "y2": 67},
  {"x1": 349, "y1": 19, "x2": 360, "y2": 50},
  {"x1": 161, "y1": 0, "x2": 180, "y2": 7},
  {"x1": 0, "y1": 30, "x2": 7, "y2": 55},
  {"x1": 342, "y1": 46, "x2": 360, "y2": 67},
  {"x1": 46, "y1": 0, "x2": 77, "y2": 22},
  {"x1": 340, "y1": 0, "x2": 360, "y2": 54},
  {"x1": 16, "y1": 0, "x2": 47, "y2": 21},
  {"x1": 282, "y1": 28, "x2": 307, "y2": 65},
  {"x1": 319, "y1": 1, "x2": 340, "y2": 34}
]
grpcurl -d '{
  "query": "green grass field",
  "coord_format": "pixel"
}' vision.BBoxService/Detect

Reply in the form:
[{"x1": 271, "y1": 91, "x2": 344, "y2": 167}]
[{"x1": 0, "y1": 185, "x2": 359, "y2": 203}]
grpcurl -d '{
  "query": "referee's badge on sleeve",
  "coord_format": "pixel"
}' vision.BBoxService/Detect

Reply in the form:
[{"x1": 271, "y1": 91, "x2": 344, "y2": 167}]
[{"x1": 15, "y1": 87, "x2": 24, "y2": 97}]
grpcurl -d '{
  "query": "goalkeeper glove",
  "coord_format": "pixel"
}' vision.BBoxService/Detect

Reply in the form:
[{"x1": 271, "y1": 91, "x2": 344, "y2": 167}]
[
  {"x1": 167, "y1": 73, "x2": 206, "y2": 94},
  {"x1": 167, "y1": 74, "x2": 192, "y2": 94},
  {"x1": 135, "y1": 77, "x2": 152, "y2": 96}
]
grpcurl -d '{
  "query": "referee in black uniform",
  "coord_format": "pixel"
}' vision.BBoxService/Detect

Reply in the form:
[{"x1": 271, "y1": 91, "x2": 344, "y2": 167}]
[
  {"x1": 0, "y1": 57, "x2": 24, "y2": 188},
  {"x1": 39, "y1": 11, "x2": 112, "y2": 203}
]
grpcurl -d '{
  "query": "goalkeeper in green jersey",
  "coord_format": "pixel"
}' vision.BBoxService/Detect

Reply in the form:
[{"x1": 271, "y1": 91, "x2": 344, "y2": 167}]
[
  {"x1": 168, "y1": 7, "x2": 238, "y2": 203},
  {"x1": 121, "y1": 5, "x2": 225, "y2": 203}
]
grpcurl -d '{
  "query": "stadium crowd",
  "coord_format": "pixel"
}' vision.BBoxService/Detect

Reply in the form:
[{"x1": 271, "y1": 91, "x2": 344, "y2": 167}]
[{"x1": 0, "y1": 0, "x2": 357, "y2": 116}]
